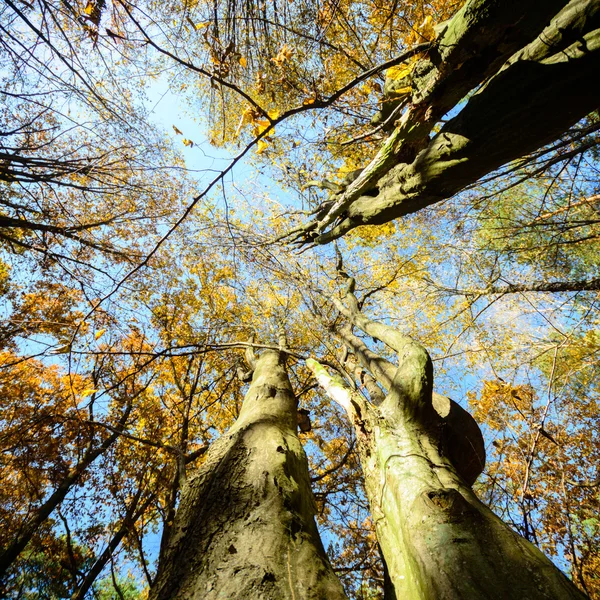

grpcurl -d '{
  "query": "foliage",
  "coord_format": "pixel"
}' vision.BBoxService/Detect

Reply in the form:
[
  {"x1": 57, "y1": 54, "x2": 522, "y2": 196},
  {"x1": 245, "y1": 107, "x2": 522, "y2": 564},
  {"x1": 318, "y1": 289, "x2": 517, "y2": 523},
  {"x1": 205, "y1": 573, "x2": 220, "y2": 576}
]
[
  {"x1": 0, "y1": 0, "x2": 598, "y2": 598},
  {"x1": 95, "y1": 573, "x2": 145, "y2": 600}
]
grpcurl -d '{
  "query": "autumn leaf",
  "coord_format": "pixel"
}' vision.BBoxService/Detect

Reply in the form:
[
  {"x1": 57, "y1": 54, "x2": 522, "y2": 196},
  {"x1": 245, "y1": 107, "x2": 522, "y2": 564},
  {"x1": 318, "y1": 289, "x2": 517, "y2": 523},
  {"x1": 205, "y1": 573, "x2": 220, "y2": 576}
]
[
  {"x1": 82, "y1": 0, "x2": 102, "y2": 27},
  {"x1": 271, "y1": 44, "x2": 294, "y2": 67},
  {"x1": 234, "y1": 107, "x2": 256, "y2": 137},
  {"x1": 4, "y1": 0, "x2": 599, "y2": 596},
  {"x1": 256, "y1": 139, "x2": 269, "y2": 154},
  {"x1": 386, "y1": 63, "x2": 413, "y2": 82},
  {"x1": 418, "y1": 15, "x2": 436, "y2": 42},
  {"x1": 252, "y1": 119, "x2": 271, "y2": 137}
]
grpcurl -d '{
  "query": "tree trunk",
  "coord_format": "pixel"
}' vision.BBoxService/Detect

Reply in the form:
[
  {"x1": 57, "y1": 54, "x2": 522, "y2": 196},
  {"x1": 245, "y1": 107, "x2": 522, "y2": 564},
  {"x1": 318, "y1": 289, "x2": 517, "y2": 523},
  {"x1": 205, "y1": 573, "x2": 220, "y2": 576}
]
[
  {"x1": 355, "y1": 399, "x2": 588, "y2": 599},
  {"x1": 296, "y1": 0, "x2": 600, "y2": 245},
  {"x1": 308, "y1": 284, "x2": 589, "y2": 599},
  {"x1": 150, "y1": 349, "x2": 346, "y2": 600}
]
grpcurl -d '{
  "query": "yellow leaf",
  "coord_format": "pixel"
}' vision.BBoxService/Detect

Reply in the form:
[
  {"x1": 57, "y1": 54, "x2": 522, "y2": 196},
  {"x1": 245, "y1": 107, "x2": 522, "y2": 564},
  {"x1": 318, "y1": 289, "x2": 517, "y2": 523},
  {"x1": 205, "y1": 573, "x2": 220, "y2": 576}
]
[
  {"x1": 94, "y1": 328, "x2": 107, "y2": 340},
  {"x1": 267, "y1": 109, "x2": 279, "y2": 120},
  {"x1": 83, "y1": 2, "x2": 94, "y2": 15},
  {"x1": 195, "y1": 22, "x2": 209, "y2": 30},
  {"x1": 50, "y1": 343, "x2": 71, "y2": 355},
  {"x1": 182, "y1": 138, "x2": 194, "y2": 147},
  {"x1": 419, "y1": 15, "x2": 436, "y2": 42},
  {"x1": 256, "y1": 139, "x2": 269, "y2": 154},
  {"x1": 253, "y1": 118, "x2": 271, "y2": 136},
  {"x1": 238, "y1": 56, "x2": 247, "y2": 68},
  {"x1": 234, "y1": 107, "x2": 255, "y2": 137},
  {"x1": 271, "y1": 44, "x2": 294, "y2": 67},
  {"x1": 172, "y1": 125, "x2": 183, "y2": 135},
  {"x1": 390, "y1": 85, "x2": 412, "y2": 97},
  {"x1": 81, "y1": 388, "x2": 99, "y2": 398},
  {"x1": 386, "y1": 63, "x2": 413, "y2": 82}
]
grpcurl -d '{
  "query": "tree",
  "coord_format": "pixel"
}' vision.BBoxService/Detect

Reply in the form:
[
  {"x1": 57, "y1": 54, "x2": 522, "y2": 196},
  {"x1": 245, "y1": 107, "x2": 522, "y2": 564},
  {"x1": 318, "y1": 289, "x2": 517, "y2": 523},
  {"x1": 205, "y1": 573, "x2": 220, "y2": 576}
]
[
  {"x1": 305, "y1": 277, "x2": 586, "y2": 598},
  {"x1": 0, "y1": 0, "x2": 187, "y2": 269},
  {"x1": 148, "y1": 257, "x2": 588, "y2": 598},
  {"x1": 285, "y1": 0, "x2": 600, "y2": 245},
  {"x1": 151, "y1": 346, "x2": 347, "y2": 599},
  {"x1": 1, "y1": 0, "x2": 599, "y2": 597}
]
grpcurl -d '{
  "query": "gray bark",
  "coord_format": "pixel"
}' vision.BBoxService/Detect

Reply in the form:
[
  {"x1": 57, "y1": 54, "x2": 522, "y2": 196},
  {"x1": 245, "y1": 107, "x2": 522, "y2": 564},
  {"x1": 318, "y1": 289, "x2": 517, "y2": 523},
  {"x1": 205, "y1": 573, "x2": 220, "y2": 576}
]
[
  {"x1": 311, "y1": 287, "x2": 589, "y2": 599},
  {"x1": 150, "y1": 349, "x2": 346, "y2": 600},
  {"x1": 292, "y1": 0, "x2": 600, "y2": 245}
]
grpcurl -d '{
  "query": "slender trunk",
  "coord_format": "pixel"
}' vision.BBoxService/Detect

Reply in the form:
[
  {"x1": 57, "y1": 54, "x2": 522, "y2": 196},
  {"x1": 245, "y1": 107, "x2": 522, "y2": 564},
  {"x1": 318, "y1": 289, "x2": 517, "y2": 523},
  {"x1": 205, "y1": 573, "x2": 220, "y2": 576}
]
[
  {"x1": 0, "y1": 405, "x2": 132, "y2": 582},
  {"x1": 71, "y1": 486, "x2": 152, "y2": 600},
  {"x1": 150, "y1": 349, "x2": 346, "y2": 600}
]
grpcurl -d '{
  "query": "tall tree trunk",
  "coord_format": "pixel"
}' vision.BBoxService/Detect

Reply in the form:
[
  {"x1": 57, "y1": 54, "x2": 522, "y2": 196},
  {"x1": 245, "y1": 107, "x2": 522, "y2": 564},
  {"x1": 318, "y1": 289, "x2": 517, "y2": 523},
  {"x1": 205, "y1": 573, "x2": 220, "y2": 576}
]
[
  {"x1": 308, "y1": 285, "x2": 588, "y2": 599},
  {"x1": 150, "y1": 349, "x2": 346, "y2": 600}
]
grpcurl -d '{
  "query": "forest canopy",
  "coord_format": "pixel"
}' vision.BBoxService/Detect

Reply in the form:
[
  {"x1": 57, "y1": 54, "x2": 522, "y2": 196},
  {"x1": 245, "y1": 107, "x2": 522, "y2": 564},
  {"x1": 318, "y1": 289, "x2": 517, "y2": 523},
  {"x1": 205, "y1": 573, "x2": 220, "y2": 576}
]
[{"x1": 0, "y1": 0, "x2": 599, "y2": 598}]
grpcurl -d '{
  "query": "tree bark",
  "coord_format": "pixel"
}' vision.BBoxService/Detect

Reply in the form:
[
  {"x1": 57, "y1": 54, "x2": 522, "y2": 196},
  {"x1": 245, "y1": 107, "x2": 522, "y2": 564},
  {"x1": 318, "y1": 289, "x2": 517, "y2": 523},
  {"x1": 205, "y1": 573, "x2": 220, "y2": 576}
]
[
  {"x1": 300, "y1": 0, "x2": 600, "y2": 244},
  {"x1": 444, "y1": 278, "x2": 600, "y2": 296},
  {"x1": 308, "y1": 292, "x2": 589, "y2": 599},
  {"x1": 150, "y1": 349, "x2": 346, "y2": 600},
  {"x1": 353, "y1": 399, "x2": 587, "y2": 599},
  {"x1": 335, "y1": 325, "x2": 485, "y2": 487}
]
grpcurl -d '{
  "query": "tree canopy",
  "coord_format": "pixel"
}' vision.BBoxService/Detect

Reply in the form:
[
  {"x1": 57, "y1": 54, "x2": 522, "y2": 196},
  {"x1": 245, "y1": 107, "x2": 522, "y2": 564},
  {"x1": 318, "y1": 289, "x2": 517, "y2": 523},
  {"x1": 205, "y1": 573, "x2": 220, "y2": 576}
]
[{"x1": 0, "y1": 0, "x2": 599, "y2": 598}]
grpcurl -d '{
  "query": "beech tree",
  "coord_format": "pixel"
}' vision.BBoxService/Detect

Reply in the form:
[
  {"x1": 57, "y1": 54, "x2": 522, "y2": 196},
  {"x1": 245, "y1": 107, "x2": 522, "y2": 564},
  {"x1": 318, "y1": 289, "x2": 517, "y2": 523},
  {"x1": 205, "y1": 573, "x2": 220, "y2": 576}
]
[
  {"x1": 1, "y1": 0, "x2": 599, "y2": 598},
  {"x1": 149, "y1": 267, "x2": 587, "y2": 598},
  {"x1": 284, "y1": 0, "x2": 600, "y2": 246}
]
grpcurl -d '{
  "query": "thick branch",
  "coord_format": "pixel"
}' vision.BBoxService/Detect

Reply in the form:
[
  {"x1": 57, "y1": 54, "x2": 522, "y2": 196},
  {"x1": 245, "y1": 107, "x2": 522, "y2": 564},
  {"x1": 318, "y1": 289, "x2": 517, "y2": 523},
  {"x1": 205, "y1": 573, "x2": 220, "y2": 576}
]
[
  {"x1": 292, "y1": 0, "x2": 600, "y2": 244},
  {"x1": 432, "y1": 277, "x2": 600, "y2": 296}
]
